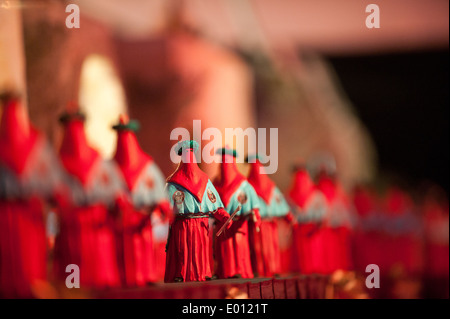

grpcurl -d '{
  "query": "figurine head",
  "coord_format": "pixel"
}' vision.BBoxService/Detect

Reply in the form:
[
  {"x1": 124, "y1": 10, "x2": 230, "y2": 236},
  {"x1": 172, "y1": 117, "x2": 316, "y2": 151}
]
[
  {"x1": 112, "y1": 114, "x2": 140, "y2": 132},
  {"x1": 112, "y1": 114, "x2": 151, "y2": 189},
  {"x1": 214, "y1": 146, "x2": 244, "y2": 187},
  {"x1": 216, "y1": 146, "x2": 237, "y2": 164},
  {"x1": 245, "y1": 154, "x2": 265, "y2": 164},
  {"x1": 175, "y1": 140, "x2": 199, "y2": 163},
  {"x1": 58, "y1": 101, "x2": 86, "y2": 125},
  {"x1": 289, "y1": 165, "x2": 315, "y2": 205},
  {"x1": 0, "y1": 93, "x2": 31, "y2": 140}
]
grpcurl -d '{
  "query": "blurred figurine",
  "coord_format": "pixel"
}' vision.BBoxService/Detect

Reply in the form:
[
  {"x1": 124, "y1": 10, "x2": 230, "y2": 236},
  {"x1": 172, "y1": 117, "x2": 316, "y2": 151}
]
[
  {"x1": 422, "y1": 185, "x2": 449, "y2": 298},
  {"x1": 212, "y1": 147, "x2": 261, "y2": 279},
  {"x1": 53, "y1": 103, "x2": 123, "y2": 288},
  {"x1": 246, "y1": 155, "x2": 293, "y2": 277},
  {"x1": 0, "y1": 94, "x2": 62, "y2": 297},
  {"x1": 317, "y1": 169, "x2": 354, "y2": 273},
  {"x1": 352, "y1": 185, "x2": 383, "y2": 274},
  {"x1": 381, "y1": 187, "x2": 423, "y2": 278},
  {"x1": 164, "y1": 140, "x2": 233, "y2": 283},
  {"x1": 112, "y1": 115, "x2": 172, "y2": 286},
  {"x1": 287, "y1": 165, "x2": 328, "y2": 275}
]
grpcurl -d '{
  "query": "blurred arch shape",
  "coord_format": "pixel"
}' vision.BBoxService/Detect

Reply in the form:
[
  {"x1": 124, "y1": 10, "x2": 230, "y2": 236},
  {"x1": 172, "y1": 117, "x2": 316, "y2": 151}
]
[{"x1": 78, "y1": 54, "x2": 127, "y2": 159}]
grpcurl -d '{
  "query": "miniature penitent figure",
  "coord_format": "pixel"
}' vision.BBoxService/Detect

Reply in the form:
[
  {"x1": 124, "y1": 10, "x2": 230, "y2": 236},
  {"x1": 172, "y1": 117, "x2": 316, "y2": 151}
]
[
  {"x1": 53, "y1": 104, "x2": 123, "y2": 288},
  {"x1": 112, "y1": 115, "x2": 172, "y2": 286},
  {"x1": 287, "y1": 165, "x2": 327, "y2": 275},
  {"x1": 317, "y1": 169, "x2": 354, "y2": 273},
  {"x1": 246, "y1": 155, "x2": 293, "y2": 277},
  {"x1": 213, "y1": 147, "x2": 261, "y2": 279},
  {"x1": 0, "y1": 94, "x2": 62, "y2": 297},
  {"x1": 164, "y1": 140, "x2": 233, "y2": 283},
  {"x1": 352, "y1": 185, "x2": 383, "y2": 274},
  {"x1": 381, "y1": 187, "x2": 423, "y2": 278}
]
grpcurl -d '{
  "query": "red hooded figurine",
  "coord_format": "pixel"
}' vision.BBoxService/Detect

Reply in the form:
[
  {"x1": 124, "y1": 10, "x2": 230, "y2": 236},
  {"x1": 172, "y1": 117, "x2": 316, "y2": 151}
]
[
  {"x1": 287, "y1": 165, "x2": 328, "y2": 275},
  {"x1": 246, "y1": 155, "x2": 293, "y2": 277},
  {"x1": 422, "y1": 186, "x2": 449, "y2": 298},
  {"x1": 0, "y1": 94, "x2": 62, "y2": 297},
  {"x1": 112, "y1": 115, "x2": 172, "y2": 286},
  {"x1": 381, "y1": 187, "x2": 423, "y2": 277},
  {"x1": 53, "y1": 103, "x2": 123, "y2": 289},
  {"x1": 164, "y1": 140, "x2": 233, "y2": 283},
  {"x1": 317, "y1": 169, "x2": 354, "y2": 274},
  {"x1": 212, "y1": 147, "x2": 261, "y2": 279},
  {"x1": 352, "y1": 185, "x2": 383, "y2": 274}
]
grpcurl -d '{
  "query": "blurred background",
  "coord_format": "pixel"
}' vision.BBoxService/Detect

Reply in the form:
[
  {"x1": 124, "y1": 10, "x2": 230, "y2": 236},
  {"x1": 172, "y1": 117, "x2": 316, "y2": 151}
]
[
  {"x1": 1, "y1": 0, "x2": 448, "y2": 191},
  {"x1": 0, "y1": 0, "x2": 448, "y2": 298}
]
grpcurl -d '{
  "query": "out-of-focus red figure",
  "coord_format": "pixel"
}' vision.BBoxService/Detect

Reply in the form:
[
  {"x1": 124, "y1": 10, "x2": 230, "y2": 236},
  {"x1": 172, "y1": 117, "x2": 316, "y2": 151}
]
[
  {"x1": 317, "y1": 170, "x2": 354, "y2": 274},
  {"x1": 212, "y1": 147, "x2": 261, "y2": 279},
  {"x1": 381, "y1": 187, "x2": 423, "y2": 277},
  {"x1": 246, "y1": 155, "x2": 293, "y2": 277},
  {"x1": 422, "y1": 186, "x2": 449, "y2": 298},
  {"x1": 287, "y1": 166, "x2": 328, "y2": 275},
  {"x1": 53, "y1": 104, "x2": 122, "y2": 289},
  {"x1": 112, "y1": 115, "x2": 171, "y2": 286},
  {"x1": 0, "y1": 95, "x2": 61, "y2": 298},
  {"x1": 164, "y1": 141, "x2": 233, "y2": 283},
  {"x1": 352, "y1": 185, "x2": 384, "y2": 273}
]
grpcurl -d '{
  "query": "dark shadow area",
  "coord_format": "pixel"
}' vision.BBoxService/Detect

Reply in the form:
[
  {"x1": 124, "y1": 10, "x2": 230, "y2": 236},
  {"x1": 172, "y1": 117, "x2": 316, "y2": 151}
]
[{"x1": 328, "y1": 50, "x2": 449, "y2": 193}]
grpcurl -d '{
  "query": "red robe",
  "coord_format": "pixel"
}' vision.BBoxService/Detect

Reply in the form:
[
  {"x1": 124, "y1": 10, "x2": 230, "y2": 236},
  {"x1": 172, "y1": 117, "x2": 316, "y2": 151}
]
[
  {"x1": 422, "y1": 193, "x2": 449, "y2": 298},
  {"x1": 213, "y1": 152, "x2": 258, "y2": 279},
  {"x1": 288, "y1": 168, "x2": 328, "y2": 275},
  {"x1": 423, "y1": 198, "x2": 449, "y2": 278},
  {"x1": 0, "y1": 197, "x2": 47, "y2": 298},
  {"x1": 247, "y1": 159, "x2": 293, "y2": 277},
  {"x1": 260, "y1": 219, "x2": 281, "y2": 276},
  {"x1": 164, "y1": 147, "x2": 232, "y2": 282},
  {"x1": 113, "y1": 125, "x2": 171, "y2": 286},
  {"x1": 317, "y1": 173, "x2": 353, "y2": 273},
  {"x1": 54, "y1": 117, "x2": 121, "y2": 288},
  {"x1": 381, "y1": 188, "x2": 423, "y2": 276},
  {"x1": 0, "y1": 98, "x2": 51, "y2": 298},
  {"x1": 352, "y1": 186, "x2": 382, "y2": 273}
]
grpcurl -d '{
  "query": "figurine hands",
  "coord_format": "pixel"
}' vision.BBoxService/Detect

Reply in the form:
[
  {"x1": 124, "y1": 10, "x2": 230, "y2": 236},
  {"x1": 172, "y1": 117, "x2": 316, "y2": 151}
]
[
  {"x1": 250, "y1": 209, "x2": 261, "y2": 232},
  {"x1": 285, "y1": 211, "x2": 296, "y2": 225}
]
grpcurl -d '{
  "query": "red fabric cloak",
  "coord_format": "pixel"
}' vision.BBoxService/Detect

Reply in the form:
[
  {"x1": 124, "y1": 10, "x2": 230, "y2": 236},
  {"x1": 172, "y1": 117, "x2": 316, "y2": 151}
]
[
  {"x1": 113, "y1": 118, "x2": 170, "y2": 285},
  {"x1": 54, "y1": 112, "x2": 120, "y2": 288},
  {"x1": 0, "y1": 98, "x2": 47, "y2": 298},
  {"x1": 164, "y1": 146, "x2": 232, "y2": 282},
  {"x1": 246, "y1": 159, "x2": 281, "y2": 277},
  {"x1": 317, "y1": 173, "x2": 353, "y2": 273},
  {"x1": 288, "y1": 168, "x2": 322, "y2": 274},
  {"x1": 213, "y1": 152, "x2": 253, "y2": 279}
]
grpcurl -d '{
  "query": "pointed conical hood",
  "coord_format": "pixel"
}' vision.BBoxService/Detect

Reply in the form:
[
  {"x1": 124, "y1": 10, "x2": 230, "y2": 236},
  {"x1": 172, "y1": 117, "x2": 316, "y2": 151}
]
[
  {"x1": 59, "y1": 102, "x2": 100, "y2": 185},
  {"x1": 167, "y1": 140, "x2": 209, "y2": 202},
  {"x1": 213, "y1": 147, "x2": 246, "y2": 206},
  {"x1": 384, "y1": 187, "x2": 413, "y2": 216},
  {"x1": 317, "y1": 169, "x2": 337, "y2": 203},
  {"x1": 113, "y1": 115, "x2": 152, "y2": 190},
  {"x1": 0, "y1": 96, "x2": 39, "y2": 174},
  {"x1": 246, "y1": 155, "x2": 275, "y2": 204},
  {"x1": 352, "y1": 185, "x2": 376, "y2": 217},
  {"x1": 288, "y1": 166, "x2": 315, "y2": 208}
]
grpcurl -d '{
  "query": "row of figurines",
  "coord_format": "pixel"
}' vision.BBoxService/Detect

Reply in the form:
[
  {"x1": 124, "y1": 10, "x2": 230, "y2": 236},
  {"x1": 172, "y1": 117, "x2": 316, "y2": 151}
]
[{"x1": 0, "y1": 97, "x2": 423, "y2": 297}]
